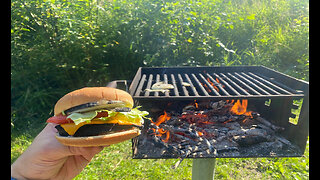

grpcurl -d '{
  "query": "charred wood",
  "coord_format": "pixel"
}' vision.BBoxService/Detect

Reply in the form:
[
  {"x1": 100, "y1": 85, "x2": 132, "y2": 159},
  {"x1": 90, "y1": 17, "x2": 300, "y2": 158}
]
[{"x1": 233, "y1": 135, "x2": 269, "y2": 147}]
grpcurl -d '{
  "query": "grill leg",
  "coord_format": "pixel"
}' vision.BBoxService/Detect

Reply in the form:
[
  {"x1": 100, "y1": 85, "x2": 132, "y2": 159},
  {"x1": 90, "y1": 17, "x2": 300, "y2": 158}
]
[{"x1": 192, "y1": 158, "x2": 216, "y2": 180}]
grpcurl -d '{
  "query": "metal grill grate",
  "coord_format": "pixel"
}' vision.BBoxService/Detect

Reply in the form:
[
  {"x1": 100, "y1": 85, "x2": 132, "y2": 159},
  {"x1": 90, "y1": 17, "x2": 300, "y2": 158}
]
[
  {"x1": 121, "y1": 65, "x2": 309, "y2": 159},
  {"x1": 130, "y1": 66, "x2": 306, "y2": 100}
]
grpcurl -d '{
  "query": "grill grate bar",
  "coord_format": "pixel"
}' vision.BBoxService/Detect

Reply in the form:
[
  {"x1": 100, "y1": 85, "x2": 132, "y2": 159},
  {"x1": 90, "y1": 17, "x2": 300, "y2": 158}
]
[
  {"x1": 198, "y1": 73, "x2": 221, "y2": 96},
  {"x1": 227, "y1": 72, "x2": 261, "y2": 95},
  {"x1": 178, "y1": 74, "x2": 189, "y2": 96},
  {"x1": 184, "y1": 74, "x2": 199, "y2": 96},
  {"x1": 134, "y1": 74, "x2": 146, "y2": 96},
  {"x1": 234, "y1": 72, "x2": 271, "y2": 95},
  {"x1": 154, "y1": 74, "x2": 161, "y2": 97},
  {"x1": 144, "y1": 74, "x2": 153, "y2": 97},
  {"x1": 163, "y1": 74, "x2": 170, "y2": 97},
  {"x1": 170, "y1": 74, "x2": 180, "y2": 96},
  {"x1": 240, "y1": 72, "x2": 281, "y2": 95},
  {"x1": 219, "y1": 73, "x2": 250, "y2": 95},
  {"x1": 206, "y1": 73, "x2": 229, "y2": 96},
  {"x1": 191, "y1": 73, "x2": 210, "y2": 96},
  {"x1": 213, "y1": 73, "x2": 239, "y2": 96},
  {"x1": 248, "y1": 72, "x2": 294, "y2": 95}
]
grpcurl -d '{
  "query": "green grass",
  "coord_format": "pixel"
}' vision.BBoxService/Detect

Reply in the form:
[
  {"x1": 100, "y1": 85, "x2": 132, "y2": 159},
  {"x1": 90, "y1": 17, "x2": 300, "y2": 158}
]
[{"x1": 11, "y1": 133, "x2": 309, "y2": 179}]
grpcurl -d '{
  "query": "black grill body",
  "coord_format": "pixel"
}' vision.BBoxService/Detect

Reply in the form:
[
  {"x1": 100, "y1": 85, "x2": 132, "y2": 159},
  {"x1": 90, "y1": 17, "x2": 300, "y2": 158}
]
[{"x1": 113, "y1": 66, "x2": 308, "y2": 158}]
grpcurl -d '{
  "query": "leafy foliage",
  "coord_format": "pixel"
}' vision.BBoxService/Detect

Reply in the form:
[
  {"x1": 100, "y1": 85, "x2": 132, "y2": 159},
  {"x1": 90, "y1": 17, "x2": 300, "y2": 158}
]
[
  {"x1": 11, "y1": 1, "x2": 309, "y2": 179},
  {"x1": 11, "y1": 0, "x2": 308, "y2": 133}
]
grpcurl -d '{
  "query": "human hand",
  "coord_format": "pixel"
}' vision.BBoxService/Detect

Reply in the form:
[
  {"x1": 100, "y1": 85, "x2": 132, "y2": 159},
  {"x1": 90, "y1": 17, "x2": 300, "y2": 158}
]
[{"x1": 11, "y1": 123, "x2": 106, "y2": 180}]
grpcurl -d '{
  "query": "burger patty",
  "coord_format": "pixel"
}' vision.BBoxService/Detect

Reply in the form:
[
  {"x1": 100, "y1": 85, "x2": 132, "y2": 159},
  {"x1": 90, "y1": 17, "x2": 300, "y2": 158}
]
[{"x1": 55, "y1": 124, "x2": 137, "y2": 137}]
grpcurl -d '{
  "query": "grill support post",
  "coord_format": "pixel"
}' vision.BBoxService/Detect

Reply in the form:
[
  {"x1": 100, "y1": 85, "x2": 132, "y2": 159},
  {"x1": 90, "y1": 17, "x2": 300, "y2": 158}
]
[{"x1": 192, "y1": 158, "x2": 216, "y2": 180}]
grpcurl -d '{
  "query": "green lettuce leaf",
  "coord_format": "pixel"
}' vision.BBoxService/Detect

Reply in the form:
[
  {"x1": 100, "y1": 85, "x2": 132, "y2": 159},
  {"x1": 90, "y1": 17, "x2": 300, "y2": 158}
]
[
  {"x1": 106, "y1": 106, "x2": 150, "y2": 124},
  {"x1": 67, "y1": 111, "x2": 100, "y2": 125},
  {"x1": 67, "y1": 106, "x2": 149, "y2": 125}
]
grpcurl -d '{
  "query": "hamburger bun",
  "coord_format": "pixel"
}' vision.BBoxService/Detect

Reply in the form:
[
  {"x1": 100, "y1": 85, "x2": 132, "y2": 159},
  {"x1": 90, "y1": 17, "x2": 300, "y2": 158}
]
[
  {"x1": 54, "y1": 87, "x2": 134, "y2": 116},
  {"x1": 55, "y1": 128, "x2": 140, "y2": 147},
  {"x1": 50, "y1": 87, "x2": 144, "y2": 147}
]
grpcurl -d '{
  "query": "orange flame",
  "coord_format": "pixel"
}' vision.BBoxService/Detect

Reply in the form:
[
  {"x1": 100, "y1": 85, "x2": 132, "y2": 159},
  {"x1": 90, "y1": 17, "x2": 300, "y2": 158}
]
[
  {"x1": 230, "y1": 99, "x2": 252, "y2": 117},
  {"x1": 163, "y1": 131, "x2": 170, "y2": 143},
  {"x1": 153, "y1": 111, "x2": 171, "y2": 126},
  {"x1": 150, "y1": 111, "x2": 171, "y2": 143},
  {"x1": 152, "y1": 128, "x2": 170, "y2": 143}
]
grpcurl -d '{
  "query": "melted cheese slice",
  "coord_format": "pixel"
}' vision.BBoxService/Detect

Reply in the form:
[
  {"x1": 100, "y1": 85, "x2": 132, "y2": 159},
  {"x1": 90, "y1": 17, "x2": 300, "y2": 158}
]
[{"x1": 61, "y1": 118, "x2": 134, "y2": 136}]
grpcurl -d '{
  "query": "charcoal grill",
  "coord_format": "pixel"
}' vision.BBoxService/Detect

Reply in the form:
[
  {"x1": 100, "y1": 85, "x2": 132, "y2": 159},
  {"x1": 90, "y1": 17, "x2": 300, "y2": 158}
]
[{"x1": 107, "y1": 65, "x2": 308, "y2": 178}]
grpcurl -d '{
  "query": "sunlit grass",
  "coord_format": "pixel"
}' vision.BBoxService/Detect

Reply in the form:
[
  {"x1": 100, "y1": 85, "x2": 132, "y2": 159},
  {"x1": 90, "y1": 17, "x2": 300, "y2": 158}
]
[{"x1": 11, "y1": 129, "x2": 309, "y2": 180}]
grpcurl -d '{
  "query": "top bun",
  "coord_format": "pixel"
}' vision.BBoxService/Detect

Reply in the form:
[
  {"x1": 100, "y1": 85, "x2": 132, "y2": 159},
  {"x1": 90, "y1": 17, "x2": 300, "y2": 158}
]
[{"x1": 54, "y1": 87, "x2": 134, "y2": 115}]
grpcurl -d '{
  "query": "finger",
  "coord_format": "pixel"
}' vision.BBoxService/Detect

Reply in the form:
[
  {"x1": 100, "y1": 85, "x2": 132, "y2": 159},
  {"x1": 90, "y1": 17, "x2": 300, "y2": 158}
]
[{"x1": 67, "y1": 146, "x2": 104, "y2": 161}]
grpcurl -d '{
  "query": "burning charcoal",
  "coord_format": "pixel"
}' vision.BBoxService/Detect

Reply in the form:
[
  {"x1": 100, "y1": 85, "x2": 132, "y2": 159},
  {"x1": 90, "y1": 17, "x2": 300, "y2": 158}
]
[
  {"x1": 189, "y1": 149, "x2": 212, "y2": 158},
  {"x1": 148, "y1": 123, "x2": 159, "y2": 130},
  {"x1": 161, "y1": 125, "x2": 200, "y2": 140},
  {"x1": 182, "y1": 105, "x2": 196, "y2": 112},
  {"x1": 218, "y1": 127, "x2": 229, "y2": 133},
  {"x1": 244, "y1": 128, "x2": 268, "y2": 137},
  {"x1": 217, "y1": 146, "x2": 239, "y2": 153},
  {"x1": 172, "y1": 133, "x2": 195, "y2": 143},
  {"x1": 209, "y1": 101, "x2": 220, "y2": 109},
  {"x1": 208, "y1": 115, "x2": 229, "y2": 123},
  {"x1": 216, "y1": 135, "x2": 227, "y2": 142},
  {"x1": 203, "y1": 127, "x2": 220, "y2": 134},
  {"x1": 275, "y1": 136, "x2": 294, "y2": 147},
  {"x1": 166, "y1": 117, "x2": 184, "y2": 126},
  {"x1": 209, "y1": 139, "x2": 217, "y2": 145},
  {"x1": 256, "y1": 123, "x2": 274, "y2": 134},
  {"x1": 214, "y1": 139, "x2": 239, "y2": 153},
  {"x1": 147, "y1": 129, "x2": 156, "y2": 134},
  {"x1": 208, "y1": 100, "x2": 232, "y2": 110},
  {"x1": 176, "y1": 129, "x2": 200, "y2": 139},
  {"x1": 239, "y1": 140, "x2": 284, "y2": 157},
  {"x1": 256, "y1": 117, "x2": 284, "y2": 132},
  {"x1": 149, "y1": 136, "x2": 167, "y2": 148},
  {"x1": 203, "y1": 137, "x2": 217, "y2": 155},
  {"x1": 227, "y1": 129, "x2": 246, "y2": 136},
  {"x1": 148, "y1": 136, "x2": 174, "y2": 153},
  {"x1": 225, "y1": 122, "x2": 241, "y2": 130},
  {"x1": 233, "y1": 135, "x2": 269, "y2": 147},
  {"x1": 134, "y1": 99, "x2": 301, "y2": 160}
]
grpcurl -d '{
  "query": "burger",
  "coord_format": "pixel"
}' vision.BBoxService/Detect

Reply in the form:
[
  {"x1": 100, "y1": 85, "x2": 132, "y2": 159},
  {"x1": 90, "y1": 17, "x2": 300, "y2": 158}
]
[{"x1": 46, "y1": 87, "x2": 149, "y2": 147}]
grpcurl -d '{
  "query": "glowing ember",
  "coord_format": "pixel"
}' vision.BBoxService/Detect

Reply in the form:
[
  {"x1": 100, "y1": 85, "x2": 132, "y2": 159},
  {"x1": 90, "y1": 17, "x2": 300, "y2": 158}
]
[
  {"x1": 207, "y1": 77, "x2": 219, "y2": 92},
  {"x1": 151, "y1": 99, "x2": 255, "y2": 145},
  {"x1": 137, "y1": 99, "x2": 294, "y2": 160},
  {"x1": 194, "y1": 100, "x2": 199, "y2": 109},
  {"x1": 197, "y1": 131, "x2": 204, "y2": 136}
]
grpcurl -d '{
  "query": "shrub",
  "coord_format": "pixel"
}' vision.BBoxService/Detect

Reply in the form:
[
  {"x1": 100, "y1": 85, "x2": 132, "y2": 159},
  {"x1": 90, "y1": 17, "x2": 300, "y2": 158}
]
[{"x1": 11, "y1": 0, "x2": 309, "y2": 133}]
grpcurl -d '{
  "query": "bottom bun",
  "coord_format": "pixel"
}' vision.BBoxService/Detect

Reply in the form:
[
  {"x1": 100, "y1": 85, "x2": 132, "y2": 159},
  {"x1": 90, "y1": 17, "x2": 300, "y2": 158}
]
[{"x1": 55, "y1": 128, "x2": 140, "y2": 147}]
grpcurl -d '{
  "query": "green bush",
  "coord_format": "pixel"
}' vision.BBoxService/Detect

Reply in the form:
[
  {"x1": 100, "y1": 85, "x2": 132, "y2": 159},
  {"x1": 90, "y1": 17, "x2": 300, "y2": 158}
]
[{"x1": 11, "y1": 0, "x2": 309, "y2": 134}]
